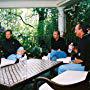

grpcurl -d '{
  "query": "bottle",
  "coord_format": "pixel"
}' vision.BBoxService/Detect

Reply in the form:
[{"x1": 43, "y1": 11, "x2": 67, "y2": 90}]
[
  {"x1": 24, "y1": 54, "x2": 27, "y2": 60},
  {"x1": 68, "y1": 43, "x2": 74, "y2": 53},
  {"x1": 48, "y1": 53, "x2": 50, "y2": 60},
  {"x1": 20, "y1": 54, "x2": 27, "y2": 61}
]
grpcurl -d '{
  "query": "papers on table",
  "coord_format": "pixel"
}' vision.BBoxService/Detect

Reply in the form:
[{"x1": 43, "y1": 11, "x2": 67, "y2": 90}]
[
  {"x1": 57, "y1": 57, "x2": 71, "y2": 63},
  {"x1": 0, "y1": 58, "x2": 15, "y2": 67},
  {"x1": 39, "y1": 70, "x2": 88, "y2": 90},
  {"x1": 42, "y1": 56, "x2": 49, "y2": 60}
]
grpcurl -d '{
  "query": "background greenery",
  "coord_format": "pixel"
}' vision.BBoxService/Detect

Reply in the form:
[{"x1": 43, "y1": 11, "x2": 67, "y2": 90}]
[{"x1": 0, "y1": 0, "x2": 90, "y2": 58}]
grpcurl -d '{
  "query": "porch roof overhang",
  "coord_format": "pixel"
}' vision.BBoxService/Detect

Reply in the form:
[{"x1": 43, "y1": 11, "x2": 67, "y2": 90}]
[{"x1": 0, "y1": 0, "x2": 78, "y2": 8}]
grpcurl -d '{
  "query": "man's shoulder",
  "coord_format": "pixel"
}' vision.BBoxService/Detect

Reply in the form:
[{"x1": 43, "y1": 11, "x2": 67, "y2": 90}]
[
  {"x1": 12, "y1": 38, "x2": 21, "y2": 46},
  {"x1": 81, "y1": 34, "x2": 90, "y2": 45},
  {"x1": 11, "y1": 38, "x2": 19, "y2": 42},
  {"x1": 1, "y1": 39, "x2": 6, "y2": 42},
  {"x1": 0, "y1": 39, "x2": 7, "y2": 46},
  {"x1": 83, "y1": 34, "x2": 90, "y2": 41},
  {"x1": 59, "y1": 37, "x2": 64, "y2": 41},
  {"x1": 51, "y1": 37, "x2": 54, "y2": 42}
]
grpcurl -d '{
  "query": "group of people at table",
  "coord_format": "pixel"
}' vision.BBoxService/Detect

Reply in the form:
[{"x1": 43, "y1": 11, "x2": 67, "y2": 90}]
[
  {"x1": 0, "y1": 22, "x2": 90, "y2": 76},
  {"x1": 47, "y1": 22, "x2": 90, "y2": 75}
]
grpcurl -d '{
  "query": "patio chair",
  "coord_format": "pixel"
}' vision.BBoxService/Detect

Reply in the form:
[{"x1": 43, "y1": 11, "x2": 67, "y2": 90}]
[{"x1": 33, "y1": 71, "x2": 90, "y2": 90}]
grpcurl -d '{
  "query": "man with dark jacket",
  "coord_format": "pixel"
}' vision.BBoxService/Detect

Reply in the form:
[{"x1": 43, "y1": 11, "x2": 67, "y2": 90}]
[
  {"x1": 0, "y1": 30, "x2": 26, "y2": 62},
  {"x1": 58, "y1": 23, "x2": 90, "y2": 74},
  {"x1": 50, "y1": 31, "x2": 67, "y2": 61}
]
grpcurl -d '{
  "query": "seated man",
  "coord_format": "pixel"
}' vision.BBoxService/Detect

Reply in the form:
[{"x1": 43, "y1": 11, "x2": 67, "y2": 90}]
[
  {"x1": 50, "y1": 31, "x2": 67, "y2": 61},
  {"x1": 0, "y1": 30, "x2": 26, "y2": 63},
  {"x1": 58, "y1": 23, "x2": 90, "y2": 74}
]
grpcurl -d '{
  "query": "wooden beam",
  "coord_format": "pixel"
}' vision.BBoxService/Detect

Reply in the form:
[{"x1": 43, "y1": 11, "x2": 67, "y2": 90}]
[
  {"x1": 0, "y1": 0, "x2": 58, "y2": 8},
  {"x1": 57, "y1": 0, "x2": 78, "y2": 7}
]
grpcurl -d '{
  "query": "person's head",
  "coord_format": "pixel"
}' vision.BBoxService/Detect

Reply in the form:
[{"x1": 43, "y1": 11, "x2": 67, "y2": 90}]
[
  {"x1": 53, "y1": 31, "x2": 60, "y2": 40},
  {"x1": 5, "y1": 30, "x2": 12, "y2": 39},
  {"x1": 75, "y1": 23, "x2": 88, "y2": 39}
]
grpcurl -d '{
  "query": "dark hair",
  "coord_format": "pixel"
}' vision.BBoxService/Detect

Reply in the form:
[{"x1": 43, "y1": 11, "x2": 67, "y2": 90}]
[
  {"x1": 54, "y1": 31, "x2": 60, "y2": 36},
  {"x1": 78, "y1": 22, "x2": 89, "y2": 34},
  {"x1": 5, "y1": 29, "x2": 12, "y2": 34}
]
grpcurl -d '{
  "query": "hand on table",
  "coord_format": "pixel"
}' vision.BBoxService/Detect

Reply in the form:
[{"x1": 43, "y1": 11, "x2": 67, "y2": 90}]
[{"x1": 17, "y1": 50, "x2": 26, "y2": 55}]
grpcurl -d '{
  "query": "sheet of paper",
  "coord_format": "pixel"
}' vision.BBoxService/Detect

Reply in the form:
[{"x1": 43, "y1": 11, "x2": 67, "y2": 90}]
[
  {"x1": 57, "y1": 57, "x2": 71, "y2": 63},
  {"x1": 0, "y1": 58, "x2": 15, "y2": 67}
]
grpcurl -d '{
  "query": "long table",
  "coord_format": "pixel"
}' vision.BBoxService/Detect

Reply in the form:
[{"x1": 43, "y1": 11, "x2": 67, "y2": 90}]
[{"x1": 0, "y1": 59, "x2": 62, "y2": 90}]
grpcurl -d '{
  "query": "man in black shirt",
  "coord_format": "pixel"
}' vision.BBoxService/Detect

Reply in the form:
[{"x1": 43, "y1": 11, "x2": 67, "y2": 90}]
[
  {"x1": 51, "y1": 33, "x2": 66, "y2": 51},
  {"x1": 76, "y1": 34, "x2": 90, "y2": 70},
  {"x1": 50, "y1": 31, "x2": 67, "y2": 61},
  {"x1": 58, "y1": 23, "x2": 90, "y2": 74},
  {"x1": 0, "y1": 30, "x2": 26, "y2": 62}
]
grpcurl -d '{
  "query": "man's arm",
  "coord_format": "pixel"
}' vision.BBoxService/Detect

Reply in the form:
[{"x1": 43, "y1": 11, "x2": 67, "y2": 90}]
[
  {"x1": 72, "y1": 46, "x2": 78, "y2": 53},
  {"x1": 73, "y1": 58, "x2": 83, "y2": 64},
  {"x1": 60, "y1": 38, "x2": 67, "y2": 51},
  {"x1": 15, "y1": 39, "x2": 22, "y2": 47},
  {"x1": 7, "y1": 39, "x2": 22, "y2": 54},
  {"x1": 17, "y1": 50, "x2": 26, "y2": 55}
]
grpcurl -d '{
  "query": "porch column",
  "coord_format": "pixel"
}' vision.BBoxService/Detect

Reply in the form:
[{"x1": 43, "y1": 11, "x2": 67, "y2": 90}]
[{"x1": 58, "y1": 7, "x2": 66, "y2": 37}]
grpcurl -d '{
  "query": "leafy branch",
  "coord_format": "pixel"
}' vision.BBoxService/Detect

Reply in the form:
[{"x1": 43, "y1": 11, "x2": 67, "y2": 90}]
[{"x1": 9, "y1": 12, "x2": 35, "y2": 28}]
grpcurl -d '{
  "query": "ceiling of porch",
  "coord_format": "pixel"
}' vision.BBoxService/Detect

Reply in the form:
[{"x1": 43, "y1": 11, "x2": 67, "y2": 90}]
[{"x1": 0, "y1": 0, "x2": 76, "y2": 8}]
